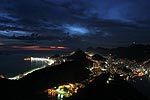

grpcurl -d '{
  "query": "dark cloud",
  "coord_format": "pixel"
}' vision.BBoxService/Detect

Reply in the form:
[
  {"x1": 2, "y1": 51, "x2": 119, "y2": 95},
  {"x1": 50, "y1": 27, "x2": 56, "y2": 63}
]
[{"x1": 0, "y1": 0, "x2": 150, "y2": 49}]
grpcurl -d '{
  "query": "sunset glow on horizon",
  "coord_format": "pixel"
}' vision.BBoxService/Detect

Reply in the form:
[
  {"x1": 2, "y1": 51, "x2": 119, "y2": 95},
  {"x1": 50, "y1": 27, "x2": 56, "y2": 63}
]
[{"x1": 0, "y1": 45, "x2": 68, "y2": 51}]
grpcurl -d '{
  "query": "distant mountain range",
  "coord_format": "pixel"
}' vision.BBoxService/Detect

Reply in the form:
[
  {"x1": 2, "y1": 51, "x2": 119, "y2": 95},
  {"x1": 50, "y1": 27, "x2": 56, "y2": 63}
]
[{"x1": 86, "y1": 44, "x2": 150, "y2": 62}]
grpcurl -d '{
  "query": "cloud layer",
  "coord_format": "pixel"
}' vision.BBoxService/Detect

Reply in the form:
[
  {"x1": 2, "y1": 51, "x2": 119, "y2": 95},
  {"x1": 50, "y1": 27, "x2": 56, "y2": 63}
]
[{"x1": 0, "y1": 0, "x2": 150, "y2": 49}]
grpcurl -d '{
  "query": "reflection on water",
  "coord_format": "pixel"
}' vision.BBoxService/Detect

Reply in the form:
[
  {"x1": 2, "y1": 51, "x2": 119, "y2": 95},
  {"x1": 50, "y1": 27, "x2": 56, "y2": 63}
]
[{"x1": 0, "y1": 54, "x2": 53, "y2": 78}]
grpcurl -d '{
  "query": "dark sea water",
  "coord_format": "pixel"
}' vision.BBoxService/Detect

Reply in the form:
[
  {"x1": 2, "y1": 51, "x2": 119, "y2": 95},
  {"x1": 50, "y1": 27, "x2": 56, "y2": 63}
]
[{"x1": 0, "y1": 50, "x2": 68, "y2": 78}]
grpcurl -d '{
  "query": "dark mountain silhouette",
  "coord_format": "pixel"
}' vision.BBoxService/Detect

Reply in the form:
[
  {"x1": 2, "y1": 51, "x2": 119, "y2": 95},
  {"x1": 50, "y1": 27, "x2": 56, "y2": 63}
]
[
  {"x1": 68, "y1": 49, "x2": 88, "y2": 60},
  {"x1": 86, "y1": 44, "x2": 150, "y2": 62},
  {"x1": 112, "y1": 44, "x2": 150, "y2": 62},
  {"x1": 50, "y1": 54, "x2": 60, "y2": 58},
  {"x1": 67, "y1": 73, "x2": 148, "y2": 100},
  {"x1": 0, "y1": 60, "x2": 91, "y2": 100},
  {"x1": 0, "y1": 78, "x2": 19, "y2": 100},
  {"x1": 130, "y1": 75, "x2": 150, "y2": 100},
  {"x1": 66, "y1": 49, "x2": 93, "y2": 67}
]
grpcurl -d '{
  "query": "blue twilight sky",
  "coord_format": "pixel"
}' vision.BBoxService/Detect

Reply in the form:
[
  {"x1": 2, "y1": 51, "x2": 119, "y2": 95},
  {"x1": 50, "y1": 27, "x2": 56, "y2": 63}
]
[{"x1": 0, "y1": 0, "x2": 150, "y2": 49}]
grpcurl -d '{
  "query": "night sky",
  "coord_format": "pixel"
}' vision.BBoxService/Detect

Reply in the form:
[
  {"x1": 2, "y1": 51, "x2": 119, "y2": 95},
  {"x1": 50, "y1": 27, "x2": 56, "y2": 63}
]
[{"x1": 0, "y1": 0, "x2": 150, "y2": 50}]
